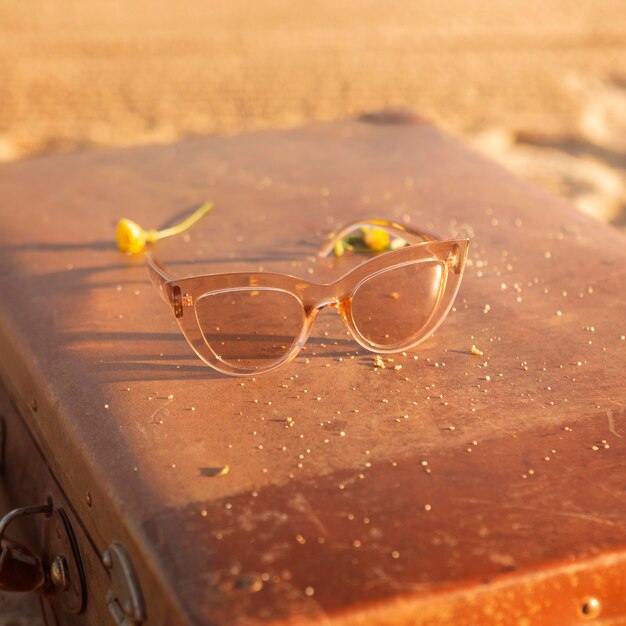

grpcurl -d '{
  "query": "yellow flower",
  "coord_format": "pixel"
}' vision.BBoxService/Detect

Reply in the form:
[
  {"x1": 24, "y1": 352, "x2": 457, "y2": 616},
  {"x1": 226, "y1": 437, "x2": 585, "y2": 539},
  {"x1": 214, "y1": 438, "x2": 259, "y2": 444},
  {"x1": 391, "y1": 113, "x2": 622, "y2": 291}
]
[
  {"x1": 116, "y1": 201, "x2": 213, "y2": 254},
  {"x1": 333, "y1": 241, "x2": 346, "y2": 257},
  {"x1": 363, "y1": 227, "x2": 390, "y2": 252},
  {"x1": 116, "y1": 219, "x2": 157, "y2": 254},
  {"x1": 332, "y1": 239, "x2": 354, "y2": 257}
]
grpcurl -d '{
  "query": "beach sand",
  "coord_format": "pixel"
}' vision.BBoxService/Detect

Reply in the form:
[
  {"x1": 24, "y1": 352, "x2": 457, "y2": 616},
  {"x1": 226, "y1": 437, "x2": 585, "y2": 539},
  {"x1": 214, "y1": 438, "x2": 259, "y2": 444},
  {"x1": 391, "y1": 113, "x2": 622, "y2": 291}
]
[
  {"x1": 0, "y1": 1, "x2": 625, "y2": 622},
  {"x1": 1, "y1": 1, "x2": 625, "y2": 227},
  {"x1": 0, "y1": 1, "x2": 625, "y2": 228}
]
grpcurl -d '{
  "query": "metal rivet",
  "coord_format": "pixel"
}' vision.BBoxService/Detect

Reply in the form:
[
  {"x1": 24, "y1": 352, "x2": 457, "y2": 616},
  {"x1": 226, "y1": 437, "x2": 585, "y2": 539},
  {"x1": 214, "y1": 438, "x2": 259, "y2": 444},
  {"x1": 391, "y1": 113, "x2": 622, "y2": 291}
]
[
  {"x1": 50, "y1": 555, "x2": 70, "y2": 591},
  {"x1": 102, "y1": 551, "x2": 112, "y2": 569},
  {"x1": 581, "y1": 597, "x2": 601, "y2": 618},
  {"x1": 85, "y1": 491, "x2": 92, "y2": 507}
]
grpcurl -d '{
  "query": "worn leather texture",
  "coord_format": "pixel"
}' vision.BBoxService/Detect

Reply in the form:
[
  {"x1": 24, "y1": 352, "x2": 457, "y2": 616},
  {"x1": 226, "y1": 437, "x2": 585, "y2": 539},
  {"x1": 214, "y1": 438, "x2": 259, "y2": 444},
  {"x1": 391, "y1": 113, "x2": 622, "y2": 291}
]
[{"x1": 0, "y1": 116, "x2": 625, "y2": 625}]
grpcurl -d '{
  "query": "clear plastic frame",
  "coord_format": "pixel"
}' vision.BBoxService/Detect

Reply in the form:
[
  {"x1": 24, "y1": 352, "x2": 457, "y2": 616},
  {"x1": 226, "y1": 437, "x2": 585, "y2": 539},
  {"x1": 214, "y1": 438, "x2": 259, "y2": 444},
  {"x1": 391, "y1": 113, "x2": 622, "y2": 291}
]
[{"x1": 146, "y1": 219, "x2": 469, "y2": 376}]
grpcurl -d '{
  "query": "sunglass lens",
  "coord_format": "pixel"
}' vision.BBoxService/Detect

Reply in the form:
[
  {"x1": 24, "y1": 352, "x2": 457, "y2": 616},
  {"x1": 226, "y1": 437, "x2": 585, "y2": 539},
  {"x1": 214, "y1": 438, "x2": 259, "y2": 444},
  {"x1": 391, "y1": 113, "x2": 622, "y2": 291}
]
[
  {"x1": 195, "y1": 288, "x2": 305, "y2": 371},
  {"x1": 350, "y1": 261, "x2": 444, "y2": 349}
]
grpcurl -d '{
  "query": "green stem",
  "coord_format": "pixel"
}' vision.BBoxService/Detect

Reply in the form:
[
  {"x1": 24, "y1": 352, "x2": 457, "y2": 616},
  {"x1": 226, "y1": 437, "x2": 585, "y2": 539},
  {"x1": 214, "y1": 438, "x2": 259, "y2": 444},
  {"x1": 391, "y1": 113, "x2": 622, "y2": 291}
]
[{"x1": 149, "y1": 201, "x2": 214, "y2": 242}]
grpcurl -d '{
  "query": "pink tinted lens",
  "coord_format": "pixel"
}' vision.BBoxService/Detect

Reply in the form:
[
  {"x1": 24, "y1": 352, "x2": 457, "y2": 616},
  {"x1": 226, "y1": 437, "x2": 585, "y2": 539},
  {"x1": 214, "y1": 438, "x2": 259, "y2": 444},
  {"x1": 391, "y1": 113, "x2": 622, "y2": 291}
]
[
  {"x1": 350, "y1": 260, "x2": 444, "y2": 348},
  {"x1": 195, "y1": 288, "x2": 305, "y2": 370}
]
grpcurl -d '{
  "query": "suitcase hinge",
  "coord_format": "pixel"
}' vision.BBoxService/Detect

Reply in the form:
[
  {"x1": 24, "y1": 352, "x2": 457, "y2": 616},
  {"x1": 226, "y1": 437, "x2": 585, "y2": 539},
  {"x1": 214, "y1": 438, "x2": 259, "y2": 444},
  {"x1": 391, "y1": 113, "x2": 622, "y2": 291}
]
[{"x1": 103, "y1": 542, "x2": 145, "y2": 626}]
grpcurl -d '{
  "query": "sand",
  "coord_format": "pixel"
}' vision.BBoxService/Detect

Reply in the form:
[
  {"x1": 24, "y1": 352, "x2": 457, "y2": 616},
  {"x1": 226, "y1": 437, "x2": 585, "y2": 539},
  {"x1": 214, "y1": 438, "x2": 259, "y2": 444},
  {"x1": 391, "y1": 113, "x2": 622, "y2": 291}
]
[
  {"x1": 1, "y1": 0, "x2": 625, "y2": 226},
  {"x1": 1, "y1": 1, "x2": 625, "y2": 622}
]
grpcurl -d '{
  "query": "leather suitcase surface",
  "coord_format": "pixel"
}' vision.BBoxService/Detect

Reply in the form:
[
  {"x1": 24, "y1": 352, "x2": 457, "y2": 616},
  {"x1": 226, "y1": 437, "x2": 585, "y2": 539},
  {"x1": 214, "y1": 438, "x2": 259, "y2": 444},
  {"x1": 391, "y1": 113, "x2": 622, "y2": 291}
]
[{"x1": 0, "y1": 114, "x2": 625, "y2": 625}]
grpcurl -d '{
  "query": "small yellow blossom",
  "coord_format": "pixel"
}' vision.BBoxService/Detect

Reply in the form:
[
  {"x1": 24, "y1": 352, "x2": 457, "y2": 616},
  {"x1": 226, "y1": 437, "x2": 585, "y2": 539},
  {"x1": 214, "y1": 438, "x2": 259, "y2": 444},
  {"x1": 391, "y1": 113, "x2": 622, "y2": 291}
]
[
  {"x1": 116, "y1": 201, "x2": 213, "y2": 254},
  {"x1": 332, "y1": 239, "x2": 354, "y2": 257},
  {"x1": 363, "y1": 227, "x2": 390, "y2": 252},
  {"x1": 116, "y1": 219, "x2": 157, "y2": 254}
]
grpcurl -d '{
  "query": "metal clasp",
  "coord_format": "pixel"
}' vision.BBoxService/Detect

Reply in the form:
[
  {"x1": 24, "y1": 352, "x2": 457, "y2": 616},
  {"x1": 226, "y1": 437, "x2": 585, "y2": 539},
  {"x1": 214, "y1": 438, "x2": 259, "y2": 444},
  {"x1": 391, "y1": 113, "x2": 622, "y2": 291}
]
[
  {"x1": 0, "y1": 498, "x2": 52, "y2": 545},
  {"x1": 0, "y1": 498, "x2": 52, "y2": 593},
  {"x1": 103, "y1": 542, "x2": 145, "y2": 626}
]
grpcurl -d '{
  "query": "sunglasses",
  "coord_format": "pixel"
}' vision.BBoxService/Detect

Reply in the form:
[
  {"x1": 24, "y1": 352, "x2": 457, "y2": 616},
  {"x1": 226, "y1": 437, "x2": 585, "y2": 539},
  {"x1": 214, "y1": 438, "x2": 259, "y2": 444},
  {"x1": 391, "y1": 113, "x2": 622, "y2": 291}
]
[{"x1": 146, "y1": 219, "x2": 469, "y2": 376}]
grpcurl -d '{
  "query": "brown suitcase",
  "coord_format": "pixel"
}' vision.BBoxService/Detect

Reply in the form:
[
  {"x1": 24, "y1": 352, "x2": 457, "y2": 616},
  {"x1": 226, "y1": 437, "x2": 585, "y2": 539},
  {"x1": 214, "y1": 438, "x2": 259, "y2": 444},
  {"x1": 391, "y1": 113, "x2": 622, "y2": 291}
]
[{"x1": 0, "y1": 113, "x2": 625, "y2": 625}]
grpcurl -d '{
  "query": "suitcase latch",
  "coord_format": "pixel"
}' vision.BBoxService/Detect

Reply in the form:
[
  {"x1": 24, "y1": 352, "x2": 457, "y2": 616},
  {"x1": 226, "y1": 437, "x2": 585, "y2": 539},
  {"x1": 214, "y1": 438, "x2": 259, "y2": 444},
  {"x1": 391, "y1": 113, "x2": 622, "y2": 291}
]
[
  {"x1": 0, "y1": 499, "x2": 52, "y2": 592},
  {"x1": 103, "y1": 542, "x2": 145, "y2": 626}
]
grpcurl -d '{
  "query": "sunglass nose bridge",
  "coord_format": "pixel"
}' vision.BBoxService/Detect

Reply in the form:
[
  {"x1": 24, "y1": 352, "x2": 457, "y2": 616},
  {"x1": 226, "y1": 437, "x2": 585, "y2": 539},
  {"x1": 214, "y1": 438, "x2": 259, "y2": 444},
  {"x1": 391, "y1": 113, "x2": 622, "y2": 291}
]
[
  {"x1": 309, "y1": 295, "x2": 353, "y2": 325},
  {"x1": 310, "y1": 295, "x2": 344, "y2": 312}
]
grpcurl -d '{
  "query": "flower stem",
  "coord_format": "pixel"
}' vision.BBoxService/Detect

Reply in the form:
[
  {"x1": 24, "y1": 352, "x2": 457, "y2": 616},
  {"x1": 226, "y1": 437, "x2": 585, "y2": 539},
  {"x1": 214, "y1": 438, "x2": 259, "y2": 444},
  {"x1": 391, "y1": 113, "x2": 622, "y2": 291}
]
[{"x1": 151, "y1": 201, "x2": 214, "y2": 242}]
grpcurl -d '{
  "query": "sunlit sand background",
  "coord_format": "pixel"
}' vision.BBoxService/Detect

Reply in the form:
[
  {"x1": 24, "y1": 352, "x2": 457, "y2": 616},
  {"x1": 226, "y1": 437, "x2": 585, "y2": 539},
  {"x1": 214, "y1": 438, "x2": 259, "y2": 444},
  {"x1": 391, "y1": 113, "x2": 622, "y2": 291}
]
[
  {"x1": 1, "y1": 0, "x2": 625, "y2": 623},
  {"x1": 2, "y1": 1, "x2": 626, "y2": 229}
]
